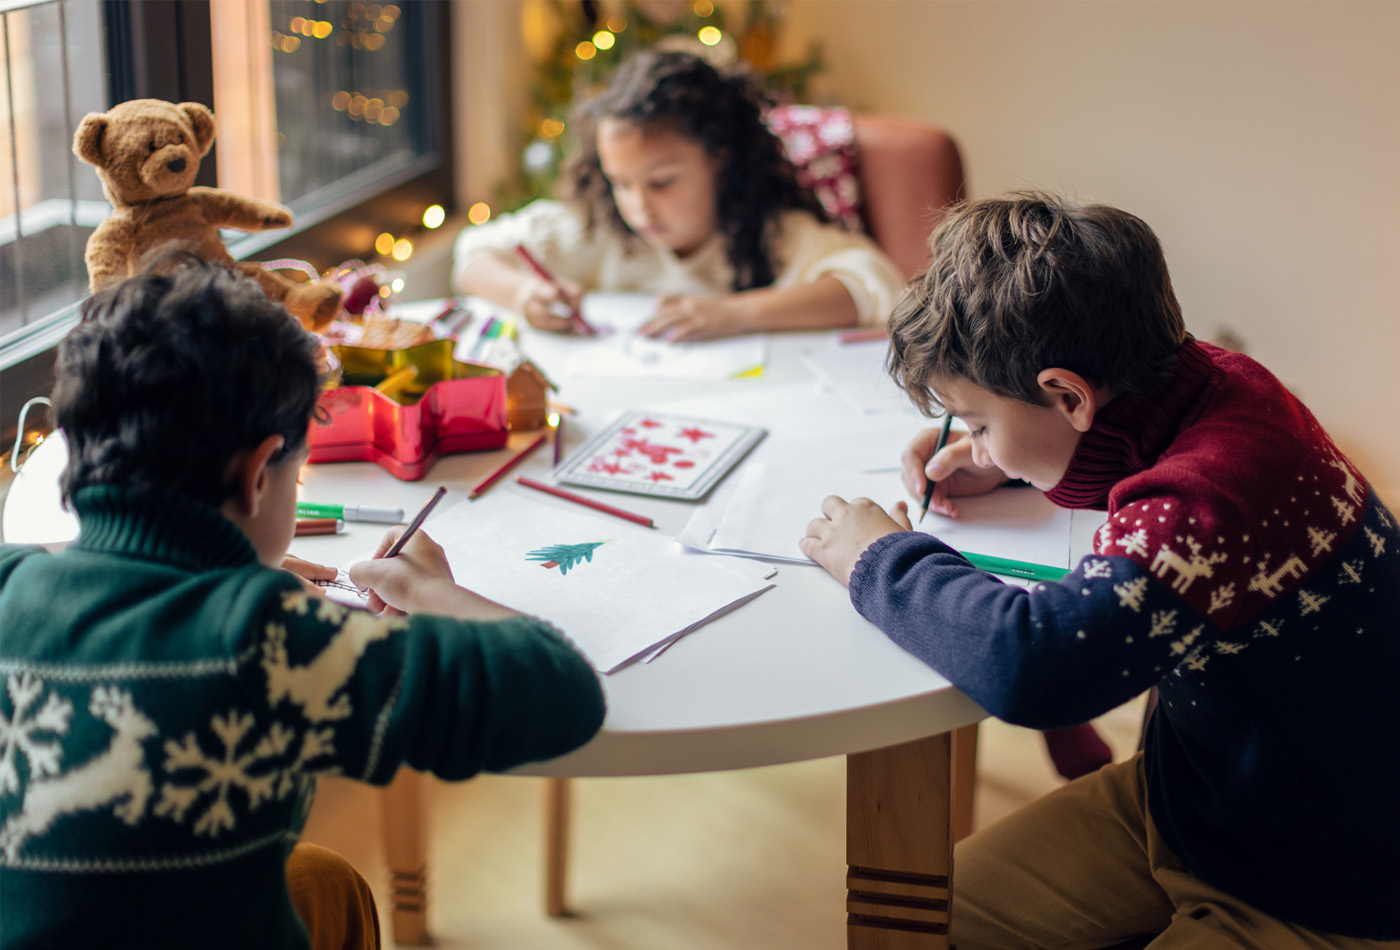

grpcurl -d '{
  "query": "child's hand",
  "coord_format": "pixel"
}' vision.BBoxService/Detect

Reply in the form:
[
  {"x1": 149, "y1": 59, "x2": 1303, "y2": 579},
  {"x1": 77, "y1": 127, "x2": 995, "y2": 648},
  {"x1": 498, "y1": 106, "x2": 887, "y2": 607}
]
[
  {"x1": 640, "y1": 294, "x2": 745, "y2": 342},
  {"x1": 800, "y1": 495, "x2": 912, "y2": 587},
  {"x1": 901, "y1": 431, "x2": 1008, "y2": 519},
  {"x1": 282, "y1": 554, "x2": 337, "y2": 595},
  {"x1": 514, "y1": 274, "x2": 584, "y2": 334},
  {"x1": 348, "y1": 528, "x2": 457, "y2": 615},
  {"x1": 348, "y1": 528, "x2": 520, "y2": 621}
]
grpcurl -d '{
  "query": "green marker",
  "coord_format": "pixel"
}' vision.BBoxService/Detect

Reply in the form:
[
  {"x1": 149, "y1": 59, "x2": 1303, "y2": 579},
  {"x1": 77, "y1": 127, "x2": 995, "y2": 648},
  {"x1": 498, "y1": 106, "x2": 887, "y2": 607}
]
[
  {"x1": 296, "y1": 502, "x2": 404, "y2": 524},
  {"x1": 960, "y1": 550, "x2": 1071, "y2": 583}
]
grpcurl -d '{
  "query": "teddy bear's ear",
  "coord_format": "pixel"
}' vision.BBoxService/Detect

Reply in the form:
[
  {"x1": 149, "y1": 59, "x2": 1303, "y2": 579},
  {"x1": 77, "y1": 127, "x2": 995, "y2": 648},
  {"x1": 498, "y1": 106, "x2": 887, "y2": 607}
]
[
  {"x1": 73, "y1": 112, "x2": 108, "y2": 166},
  {"x1": 179, "y1": 102, "x2": 217, "y2": 157}
]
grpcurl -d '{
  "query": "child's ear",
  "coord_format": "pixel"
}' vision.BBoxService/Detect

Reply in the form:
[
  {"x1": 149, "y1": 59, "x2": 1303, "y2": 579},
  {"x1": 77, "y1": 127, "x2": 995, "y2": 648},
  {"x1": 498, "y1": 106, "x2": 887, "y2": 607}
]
[
  {"x1": 228, "y1": 435, "x2": 286, "y2": 517},
  {"x1": 1036, "y1": 368, "x2": 1106, "y2": 433}
]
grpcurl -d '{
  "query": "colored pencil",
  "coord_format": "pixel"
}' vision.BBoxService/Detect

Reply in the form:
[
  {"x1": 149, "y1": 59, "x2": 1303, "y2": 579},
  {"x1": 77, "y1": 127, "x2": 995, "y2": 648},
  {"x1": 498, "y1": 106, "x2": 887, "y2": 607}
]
[
  {"x1": 384, "y1": 486, "x2": 448, "y2": 557},
  {"x1": 294, "y1": 518, "x2": 344, "y2": 537},
  {"x1": 515, "y1": 476, "x2": 655, "y2": 528},
  {"x1": 918, "y1": 414, "x2": 955, "y2": 524},
  {"x1": 552, "y1": 412, "x2": 564, "y2": 466},
  {"x1": 468, "y1": 434, "x2": 548, "y2": 500},
  {"x1": 513, "y1": 243, "x2": 597, "y2": 335}
]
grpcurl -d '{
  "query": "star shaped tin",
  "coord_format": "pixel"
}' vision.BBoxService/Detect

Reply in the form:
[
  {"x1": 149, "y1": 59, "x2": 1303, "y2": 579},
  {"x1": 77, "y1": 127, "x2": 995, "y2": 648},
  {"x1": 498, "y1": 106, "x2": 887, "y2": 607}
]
[{"x1": 307, "y1": 339, "x2": 509, "y2": 481}]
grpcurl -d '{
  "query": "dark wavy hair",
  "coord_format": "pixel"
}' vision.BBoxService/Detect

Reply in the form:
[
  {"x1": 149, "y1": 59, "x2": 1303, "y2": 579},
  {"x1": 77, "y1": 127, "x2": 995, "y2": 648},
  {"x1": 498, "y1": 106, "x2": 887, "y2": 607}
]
[
  {"x1": 886, "y1": 192, "x2": 1190, "y2": 415},
  {"x1": 53, "y1": 251, "x2": 326, "y2": 507},
  {"x1": 565, "y1": 48, "x2": 825, "y2": 292}
]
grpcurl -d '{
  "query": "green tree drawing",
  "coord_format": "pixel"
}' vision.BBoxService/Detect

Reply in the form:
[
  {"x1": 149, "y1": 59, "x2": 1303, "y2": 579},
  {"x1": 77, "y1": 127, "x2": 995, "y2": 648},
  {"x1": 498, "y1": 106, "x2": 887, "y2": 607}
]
[{"x1": 527, "y1": 541, "x2": 606, "y2": 576}]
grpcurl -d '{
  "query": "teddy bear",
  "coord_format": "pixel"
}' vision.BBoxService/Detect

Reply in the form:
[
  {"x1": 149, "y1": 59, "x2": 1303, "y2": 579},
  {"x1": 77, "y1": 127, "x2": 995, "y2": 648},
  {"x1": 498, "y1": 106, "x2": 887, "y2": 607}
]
[{"x1": 72, "y1": 98, "x2": 342, "y2": 331}]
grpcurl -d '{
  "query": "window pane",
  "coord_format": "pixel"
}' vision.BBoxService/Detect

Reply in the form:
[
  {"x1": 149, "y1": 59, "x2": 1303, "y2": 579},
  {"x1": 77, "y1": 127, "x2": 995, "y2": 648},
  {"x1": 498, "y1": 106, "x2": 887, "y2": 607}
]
[
  {"x1": 0, "y1": 0, "x2": 108, "y2": 346},
  {"x1": 271, "y1": 1, "x2": 428, "y2": 204}
]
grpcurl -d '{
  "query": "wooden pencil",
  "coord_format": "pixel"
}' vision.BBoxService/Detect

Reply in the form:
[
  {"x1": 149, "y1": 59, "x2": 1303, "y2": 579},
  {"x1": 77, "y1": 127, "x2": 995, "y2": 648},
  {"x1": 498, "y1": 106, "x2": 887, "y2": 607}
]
[
  {"x1": 468, "y1": 434, "x2": 547, "y2": 500},
  {"x1": 384, "y1": 486, "x2": 448, "y2": 557},
  {"x1": 515, "y1": 476, "x2": 655, "y2": 528}
]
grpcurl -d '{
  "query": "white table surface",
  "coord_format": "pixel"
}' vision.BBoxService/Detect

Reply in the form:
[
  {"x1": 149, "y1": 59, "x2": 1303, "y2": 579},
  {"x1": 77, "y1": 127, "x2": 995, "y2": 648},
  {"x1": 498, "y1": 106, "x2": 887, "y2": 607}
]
[{"x1": 2, "y1": 320, "x2": 1102, "y2": 780}]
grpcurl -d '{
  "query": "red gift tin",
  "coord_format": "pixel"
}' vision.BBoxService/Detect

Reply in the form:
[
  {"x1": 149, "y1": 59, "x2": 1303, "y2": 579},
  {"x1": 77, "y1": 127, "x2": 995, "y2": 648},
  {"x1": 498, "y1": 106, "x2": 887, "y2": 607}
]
[{"x1": 307, "y1": 339, "x2": 509, "y2": 481}]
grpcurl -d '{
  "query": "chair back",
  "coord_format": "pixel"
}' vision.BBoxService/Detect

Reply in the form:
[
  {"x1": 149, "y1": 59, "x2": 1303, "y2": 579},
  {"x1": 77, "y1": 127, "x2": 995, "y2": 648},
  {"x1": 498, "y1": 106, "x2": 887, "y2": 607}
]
[{"x1": 851, "y1": 114, "x2": 966, "y2": 280}]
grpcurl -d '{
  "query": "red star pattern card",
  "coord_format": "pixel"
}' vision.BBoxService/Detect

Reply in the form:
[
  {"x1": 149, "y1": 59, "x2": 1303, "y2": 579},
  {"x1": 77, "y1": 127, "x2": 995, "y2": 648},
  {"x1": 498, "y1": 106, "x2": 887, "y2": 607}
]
[{"x1": 555, "y1": 410, "x2": 766, "y2": 500}]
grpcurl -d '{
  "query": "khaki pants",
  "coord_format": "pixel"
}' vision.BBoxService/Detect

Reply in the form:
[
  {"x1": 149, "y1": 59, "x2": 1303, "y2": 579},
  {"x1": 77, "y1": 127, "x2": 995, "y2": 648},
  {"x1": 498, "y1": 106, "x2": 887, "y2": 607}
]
[
  {"x1": 951, "y1": 753, "x2": 1397, "y2": 950},
  {"x1": 287, "y1": 842, "x2": 381, "y2": 950}
]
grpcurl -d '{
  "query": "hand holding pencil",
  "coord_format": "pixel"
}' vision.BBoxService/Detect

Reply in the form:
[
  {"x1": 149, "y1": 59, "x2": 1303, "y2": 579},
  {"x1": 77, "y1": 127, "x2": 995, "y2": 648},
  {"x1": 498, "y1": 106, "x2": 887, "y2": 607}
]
[{"x1": 512, "y1": 244, "x2": 595, "y2": 336}]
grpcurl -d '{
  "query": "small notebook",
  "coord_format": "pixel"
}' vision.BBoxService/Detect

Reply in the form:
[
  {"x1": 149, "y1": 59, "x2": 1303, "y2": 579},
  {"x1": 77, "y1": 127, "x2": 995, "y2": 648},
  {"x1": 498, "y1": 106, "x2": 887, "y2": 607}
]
[{"x1": 555, "y1": 410, "x2": 765, "y2": 501}]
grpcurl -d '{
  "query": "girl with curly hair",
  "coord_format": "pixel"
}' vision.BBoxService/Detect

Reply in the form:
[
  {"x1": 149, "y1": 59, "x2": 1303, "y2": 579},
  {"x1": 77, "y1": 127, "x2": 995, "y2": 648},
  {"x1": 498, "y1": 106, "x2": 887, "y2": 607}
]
[{"x1": 453, "y1": 48, "x2": 903, "y2": 341}]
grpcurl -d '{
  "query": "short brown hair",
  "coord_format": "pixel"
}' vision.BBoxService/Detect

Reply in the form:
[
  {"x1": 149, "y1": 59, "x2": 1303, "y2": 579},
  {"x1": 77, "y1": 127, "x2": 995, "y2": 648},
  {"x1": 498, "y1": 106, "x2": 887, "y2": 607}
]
[{"x1": 886, "y1": 192, "x2": 1188, "y2": 415}]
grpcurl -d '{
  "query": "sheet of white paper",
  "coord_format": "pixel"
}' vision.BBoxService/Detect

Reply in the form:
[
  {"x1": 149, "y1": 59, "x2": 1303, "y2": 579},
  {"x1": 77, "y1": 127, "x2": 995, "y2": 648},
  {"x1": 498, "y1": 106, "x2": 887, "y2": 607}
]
[
  {"x1": 560, "y1": 292, "x2": 768, "y2": 379},
  {"x1": 647, "y1": 383, "x2": 955, "y2": 473},
  {"x1": 691, "y1": 465, "x2": 904, "y2": 563},
  {"x1": 681, "y1": 465, "x2": 1072, "y2": 573},
  {"x1": 343, "y1": 493, "x2": 774, "y2": 674},
  {"x1": 799, "y1": 336, "x2": 921, "y2": 415}
]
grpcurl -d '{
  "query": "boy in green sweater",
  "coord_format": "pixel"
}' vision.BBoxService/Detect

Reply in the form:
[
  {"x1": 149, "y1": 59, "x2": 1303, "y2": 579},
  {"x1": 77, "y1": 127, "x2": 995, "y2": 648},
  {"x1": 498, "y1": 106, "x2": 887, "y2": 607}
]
[{"x1": 0, "y1": 255, "x2": 606, "y2": 949}]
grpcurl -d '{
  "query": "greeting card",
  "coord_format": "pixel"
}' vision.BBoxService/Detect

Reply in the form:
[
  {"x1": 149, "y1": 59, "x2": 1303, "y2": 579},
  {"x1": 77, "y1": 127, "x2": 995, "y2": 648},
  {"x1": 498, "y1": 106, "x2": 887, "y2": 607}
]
[{"x1": 555, "y1": 410, "x2": 765, "y2": 501}]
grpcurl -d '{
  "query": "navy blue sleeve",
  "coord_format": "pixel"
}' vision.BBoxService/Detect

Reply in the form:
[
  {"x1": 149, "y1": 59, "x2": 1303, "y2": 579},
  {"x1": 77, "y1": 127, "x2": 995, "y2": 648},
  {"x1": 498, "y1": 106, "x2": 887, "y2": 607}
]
[{"x1": 848, "y1": 531, "x2": 1214, "y2": 728}]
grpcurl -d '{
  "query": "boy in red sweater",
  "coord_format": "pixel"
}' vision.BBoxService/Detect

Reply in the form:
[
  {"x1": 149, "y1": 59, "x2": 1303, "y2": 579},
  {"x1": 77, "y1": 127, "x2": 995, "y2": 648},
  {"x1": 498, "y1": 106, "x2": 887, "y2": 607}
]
[{"x1": 802, "y1": 193, "x2": 1399, "y2": 948}]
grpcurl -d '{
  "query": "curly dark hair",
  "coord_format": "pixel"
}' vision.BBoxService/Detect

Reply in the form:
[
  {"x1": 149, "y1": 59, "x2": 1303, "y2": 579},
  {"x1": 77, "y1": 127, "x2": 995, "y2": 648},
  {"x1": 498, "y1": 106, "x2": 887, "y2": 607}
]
[
  {"x1": 886, "y1": 192, "x2": 1189, "y2": 415},
  {"x1": 565, "y1": 48, "x2": 826, "y2": 292},
  {"x1": 52, "y1": 251, "x2": 326, "y2": 507}
]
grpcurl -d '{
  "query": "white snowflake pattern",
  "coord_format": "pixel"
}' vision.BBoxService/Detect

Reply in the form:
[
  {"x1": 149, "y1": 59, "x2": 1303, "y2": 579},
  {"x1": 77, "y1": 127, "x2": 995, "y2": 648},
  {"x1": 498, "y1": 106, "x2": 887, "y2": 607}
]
[
  {"x1": 1114, "y1": 528, "x2": 1151, "y2": 558},
  {"x1": 1214, "y1": 640, "x2": 1247, "y2": 655},
  {"x1": 1180, "y1": 648, "x2": 1211, "y2": 672},
  {"x1": 1082, "y1": 559, "x2": 1113, "y2": 579},
  {"x1": 1148, "y1": 609, "x2": 1178, "y2": 638},
  {"x1": 1364, "y1": 527, "x2": 1386, "y2": 557},
  {"x1": 1114, "y1": 576, "x2": 1150, "y2": 612},
  {"x1": 1298, "y1": 588, "x2": 1330, "y2": 617},
  {"x1": 1208, "y1": 582, "x2": 1236, "y2": 614},
  {"x1": 1170, "y1": 625, "x2": 1204, "y2": 656},
  {"x1": 154, "y1": 711, "x2": 290, "y2": 837},
  {"x1": 1338, "y1": 560, "x2": 1364, "y2": 585},
  {"x1": 1330, "y1": 496, "x2": 1356, "y2": 526},
  {"x1": 1254, "y1": 619, "x2": 1283, "y2": 638},
  {"x1": 0, "y1": 673, "x2": 73, "y2": 796},
  {"x1": 1378, "y1": 506, "x2": 1393, "y2": 529},
  {"x1": 1306, "y1": 526, "x2": 1338, "y2": 558}
]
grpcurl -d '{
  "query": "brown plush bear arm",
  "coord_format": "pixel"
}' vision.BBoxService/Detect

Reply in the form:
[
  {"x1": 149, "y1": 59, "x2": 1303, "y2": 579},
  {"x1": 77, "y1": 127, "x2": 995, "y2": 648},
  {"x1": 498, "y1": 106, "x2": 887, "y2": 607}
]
[
  {"x1": 188, "y1": 186, "x2": 294, "y2": 232},
  {"x1": 84, "y1": 214, "x2": 138, "y2": 290}
]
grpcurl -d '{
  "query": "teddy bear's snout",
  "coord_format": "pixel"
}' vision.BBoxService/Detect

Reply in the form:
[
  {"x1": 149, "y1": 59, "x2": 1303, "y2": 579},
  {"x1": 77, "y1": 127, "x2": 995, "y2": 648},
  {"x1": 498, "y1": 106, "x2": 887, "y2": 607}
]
[{"x1": 166, "y1": 157, "x2": 186, "y2": 174}]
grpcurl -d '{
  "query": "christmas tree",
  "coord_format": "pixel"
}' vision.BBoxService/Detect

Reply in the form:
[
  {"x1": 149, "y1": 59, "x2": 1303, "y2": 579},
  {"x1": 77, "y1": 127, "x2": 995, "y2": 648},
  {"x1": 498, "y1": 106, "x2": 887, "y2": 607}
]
[{"x1": 527, "y1": 541, "x2": 608, "y2": 575}]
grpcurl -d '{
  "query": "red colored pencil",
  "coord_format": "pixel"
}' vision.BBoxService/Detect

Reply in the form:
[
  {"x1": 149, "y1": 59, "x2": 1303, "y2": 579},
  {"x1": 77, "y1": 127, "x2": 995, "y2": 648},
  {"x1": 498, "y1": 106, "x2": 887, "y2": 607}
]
[
  {"x1": 515, "y1": 476, "x2": 655, "y2": 528},
  {"x1": 513, "y1": 243, "x2": 597, "y2": 336},
  {"x1": 294, "y1": 517, "x2": 344, "y2": 537},
  {"x1": 469, "y1": 434, "x2": 548, "y2": 500}
]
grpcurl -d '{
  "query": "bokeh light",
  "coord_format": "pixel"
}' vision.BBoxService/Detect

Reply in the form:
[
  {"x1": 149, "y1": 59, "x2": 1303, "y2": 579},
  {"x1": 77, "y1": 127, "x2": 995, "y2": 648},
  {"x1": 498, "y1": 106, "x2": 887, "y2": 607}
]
[
  {"x1": 422, "y1": 205, "x2": 446, "y2": 229},
  {"x1": 467, "y1": 202, "x2": 492, "y2": 225}
]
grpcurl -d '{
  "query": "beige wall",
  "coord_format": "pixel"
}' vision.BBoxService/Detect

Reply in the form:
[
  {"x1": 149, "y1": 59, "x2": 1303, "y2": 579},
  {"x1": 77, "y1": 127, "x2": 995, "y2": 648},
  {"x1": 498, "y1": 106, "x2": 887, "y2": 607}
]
[
  {"x1": 779, "y1": 0, "x2": 1400, "y2": 499},
  {"x1": 453, "y1": 0, "x2": 1400, "y2": 500}
]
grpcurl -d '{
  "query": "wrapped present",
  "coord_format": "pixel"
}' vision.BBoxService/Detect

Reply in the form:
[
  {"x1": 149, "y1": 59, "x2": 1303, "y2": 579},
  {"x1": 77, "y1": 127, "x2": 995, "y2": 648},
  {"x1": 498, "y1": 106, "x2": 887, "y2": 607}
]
[{"x1": 308, "y1": 339, "x2": 509, "y2": 481}]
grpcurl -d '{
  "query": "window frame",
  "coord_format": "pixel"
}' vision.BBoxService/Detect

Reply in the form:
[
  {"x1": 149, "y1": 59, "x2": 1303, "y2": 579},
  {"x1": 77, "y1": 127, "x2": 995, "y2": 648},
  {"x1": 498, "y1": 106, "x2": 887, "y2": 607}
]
[{"x1": 1, "y1": 0, "x2": 456, "y2": 452}]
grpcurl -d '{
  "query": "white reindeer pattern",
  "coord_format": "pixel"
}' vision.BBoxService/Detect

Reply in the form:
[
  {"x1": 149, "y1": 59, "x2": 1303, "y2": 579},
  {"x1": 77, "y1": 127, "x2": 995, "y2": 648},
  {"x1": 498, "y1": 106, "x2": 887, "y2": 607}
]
[
  {"x1": 1149, "y1": 536, "x2": 1228, "y2": 593},
  {"x1": 0, "y1": 686, "x2": 156, "y2": 859}
]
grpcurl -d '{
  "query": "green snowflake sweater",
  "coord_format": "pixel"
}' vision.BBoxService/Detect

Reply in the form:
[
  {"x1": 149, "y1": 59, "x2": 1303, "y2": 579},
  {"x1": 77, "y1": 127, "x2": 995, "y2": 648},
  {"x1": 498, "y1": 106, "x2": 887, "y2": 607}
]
[{"x1": 0, "y1": 486, "x2": 605, "y2": 949}]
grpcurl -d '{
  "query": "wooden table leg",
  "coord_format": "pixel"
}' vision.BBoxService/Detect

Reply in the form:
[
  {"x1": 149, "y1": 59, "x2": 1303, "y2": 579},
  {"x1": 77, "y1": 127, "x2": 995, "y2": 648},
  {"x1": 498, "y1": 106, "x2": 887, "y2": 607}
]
[
  {"x1": 381, "y1": 767, "x2": 428, "y2": 946},
  {"x1": 951, "y1": 722, "x2": 979, "y2": 844},
  {"x1": 543, "y1": 776, "x2": 572, "y2": 917},
  {"x1": 847, "y1": 732, "x2": 954, "y2": 949}
]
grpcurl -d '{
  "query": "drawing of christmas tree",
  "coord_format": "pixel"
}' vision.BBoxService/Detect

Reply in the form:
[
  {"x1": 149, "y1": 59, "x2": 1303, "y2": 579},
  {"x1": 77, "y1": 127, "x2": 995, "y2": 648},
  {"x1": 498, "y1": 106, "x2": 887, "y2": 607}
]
[{"x1": 527, "y1": 541, "x2": 606, "y2": 575}]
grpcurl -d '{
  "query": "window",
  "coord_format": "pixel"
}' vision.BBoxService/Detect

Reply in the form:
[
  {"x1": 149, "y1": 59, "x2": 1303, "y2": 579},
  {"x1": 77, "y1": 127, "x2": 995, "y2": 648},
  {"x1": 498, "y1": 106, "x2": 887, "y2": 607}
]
[{"x1": 1, "y1": 0, "x2": 453, "y2": 452}]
